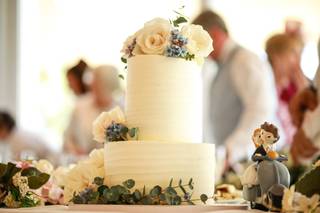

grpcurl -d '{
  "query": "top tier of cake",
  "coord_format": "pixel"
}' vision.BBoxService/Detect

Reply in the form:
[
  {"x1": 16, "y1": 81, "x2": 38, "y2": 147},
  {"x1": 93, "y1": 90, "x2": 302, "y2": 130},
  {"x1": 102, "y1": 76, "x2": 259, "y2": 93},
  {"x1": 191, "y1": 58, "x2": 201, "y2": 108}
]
[{"x1": 126, "y1": 55, "x2": 203, "y2": 143}]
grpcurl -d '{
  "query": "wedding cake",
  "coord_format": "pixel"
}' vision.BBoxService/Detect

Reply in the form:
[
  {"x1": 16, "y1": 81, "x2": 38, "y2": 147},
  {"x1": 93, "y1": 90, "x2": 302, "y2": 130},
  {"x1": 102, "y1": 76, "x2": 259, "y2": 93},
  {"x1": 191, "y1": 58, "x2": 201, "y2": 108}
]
[{"x1": 93, "y1": 17, "x2": 215, "y2": 201}]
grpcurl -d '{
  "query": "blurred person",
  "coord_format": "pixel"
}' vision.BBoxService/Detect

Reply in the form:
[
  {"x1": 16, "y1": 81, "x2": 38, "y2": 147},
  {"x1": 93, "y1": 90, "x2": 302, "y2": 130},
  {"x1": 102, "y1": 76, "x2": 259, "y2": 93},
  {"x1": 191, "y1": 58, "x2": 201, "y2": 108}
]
[
  {"x1": 64, "y1": 65, "x2": 121, "y2": 156},
  {"x1": 66, "y1": 59, "x2": 90, "y2": 97},
  {"x1": 193, "y1": 11, "x2": 277, "y2": 168},
  {"x1": 265, "y1": 33, "x2": 309, "y2": 145},
  {"x1": 290, "y1": 37, "x2": 320, "y2": 165},
  {"x1": 0, "y1": 111, "x2": 51, "y2": 162}
]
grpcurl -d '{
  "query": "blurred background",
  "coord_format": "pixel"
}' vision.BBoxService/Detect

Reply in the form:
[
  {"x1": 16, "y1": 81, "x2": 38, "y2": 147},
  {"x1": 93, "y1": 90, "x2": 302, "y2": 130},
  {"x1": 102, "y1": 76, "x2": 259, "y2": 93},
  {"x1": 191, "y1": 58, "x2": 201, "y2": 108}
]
[{"x1": 0, "y1": 0, "x2": 319, "y2": 167}]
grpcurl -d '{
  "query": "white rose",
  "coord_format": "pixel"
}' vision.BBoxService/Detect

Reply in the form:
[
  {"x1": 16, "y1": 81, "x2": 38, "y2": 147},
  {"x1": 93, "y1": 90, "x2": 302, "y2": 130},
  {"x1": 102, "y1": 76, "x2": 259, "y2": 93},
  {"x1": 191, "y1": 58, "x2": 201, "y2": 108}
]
[
  {"x1": 64, "y1": 161, "x2": 104, "y2": 203},
  {"x1": 87, "y1": 148, "x2": 104, "y2": 170},
  {"x1": 92, "y1": 106, "x2": 125, "y2": 143},
  {"x1": 33, "y1": 159, "x2": 54, "y2": 174},
  {"x1": 181, "y1": 24, "x2": 213, "y2": 58},
  {"x1": 51, "y1": 166, "x2": 71, "y2": 187},
  {"x1": 135, "y1": 18, "x2": 171, "y2": 55}
]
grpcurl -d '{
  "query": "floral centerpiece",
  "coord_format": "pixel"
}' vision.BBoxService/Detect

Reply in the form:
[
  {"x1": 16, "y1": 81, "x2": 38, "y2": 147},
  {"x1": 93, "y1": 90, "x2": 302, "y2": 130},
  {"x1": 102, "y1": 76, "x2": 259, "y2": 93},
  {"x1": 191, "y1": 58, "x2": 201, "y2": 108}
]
[{"x1": 0, "y1": 161, "x2": 50, "y2": 208}]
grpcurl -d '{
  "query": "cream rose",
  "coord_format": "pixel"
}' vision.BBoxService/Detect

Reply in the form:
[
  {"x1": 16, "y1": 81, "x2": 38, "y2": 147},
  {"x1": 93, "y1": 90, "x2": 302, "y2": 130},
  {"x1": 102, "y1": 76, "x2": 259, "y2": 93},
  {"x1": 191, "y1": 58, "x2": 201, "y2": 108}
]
[
  {"x1": 92, "y1": 106, "x2": 126, "y2": 143},
  {"x1": 87, "y1": 148, "x2": 104, "y2": 170},
  {"x1": 135, "y1": 18, "x2": 171, "y2": 55},
  {"x1": 63, "y1": 157, "x2": 104, "y2": 203},
  {"x1": 181, "y1": 24, "x2": 213, "y2": 58}
]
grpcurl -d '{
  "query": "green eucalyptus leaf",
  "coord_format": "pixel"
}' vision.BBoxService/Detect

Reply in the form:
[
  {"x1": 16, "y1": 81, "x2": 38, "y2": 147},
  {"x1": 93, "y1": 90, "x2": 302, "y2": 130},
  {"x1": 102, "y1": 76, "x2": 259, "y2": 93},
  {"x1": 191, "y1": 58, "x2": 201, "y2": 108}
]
[
  {"x1": 88, "y1": 191, "x2": 99, "y2": 204},
  {"x1": 27, "y1": 173, "x2": 50, "y2": 189},
  {"x1": 118, "y1": 74, "x2": 125, "y2": 80},
  {"x1": 128, "y1": 128, "x2": 139, "y2": 138},
  {"x1": 21, "y1": 167, "x2": 41, "y2": 177},
  {"x1": 122, "y1": 179, "x2": 135, "y2": 189},
  {"x1": 178, "y1": 179, "x2": 182, "y2": 186},
  {"x1": 98, "y1": 185, "x2": 108, "y2": 196},
  {"x1": 169, "y1": 178, "x2": 173, "y2": 187},
  {"x1": 93, "y1": 177, "x2": 104, "y2": 186},
  {"x1": 120, "y1": 126, "x2": 129, "y2": 135},
  {"x1": 142, "y1": 185, "x2": 146, "y2": 196},
  {"x1": 121, "y1": 57, "x2": 127, "y2": 64},
  {"x1": 104, "y1": 188, "x2": 120, "y2": 202},
  {"x1": 73, "y1": 195, "x2": 86, "y2": 204},
  {"x1": 188, "y1": 178, "x2": 193, "y2": 186},
  {"x1": 165, "y1": 187, "x2": 177, "y2": 196},
  {"x1": 173, "y1": 16, "x2": 188, "y2": 27},
  {"x1": 172, "y1": 195, "x2": 182, "y2": 205},
  {"x1": 159, "y1": 193, "x2": 166, "y2": 202},
  {"x1": 150, "y1": 185, "x2": 162, "y2": 197},
  {"x1": 132, "y1": 189, "x2": 142, "y2": 202},
  {"x1": 141, "y1": 195, "x2": 153, "y2": 205},
  {"x1": 200, "y1": 194, "x2": 208, "y2": 204}
]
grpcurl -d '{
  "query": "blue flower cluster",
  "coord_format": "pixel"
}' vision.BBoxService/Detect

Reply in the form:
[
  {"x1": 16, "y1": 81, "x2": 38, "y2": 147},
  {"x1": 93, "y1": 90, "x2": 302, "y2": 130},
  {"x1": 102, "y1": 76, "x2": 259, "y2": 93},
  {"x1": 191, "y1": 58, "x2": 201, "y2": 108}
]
[
  {"x1": 106, "y1": 122, "x2": 128, "y2": 142},
  {"x1": 165, "y1": 30, "x2": 188, "y2": 58}
]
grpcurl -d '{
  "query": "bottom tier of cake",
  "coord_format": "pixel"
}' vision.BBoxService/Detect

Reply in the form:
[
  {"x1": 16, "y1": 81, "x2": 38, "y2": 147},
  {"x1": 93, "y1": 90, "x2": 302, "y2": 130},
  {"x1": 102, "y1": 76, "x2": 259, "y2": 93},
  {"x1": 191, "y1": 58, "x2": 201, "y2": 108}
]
[{"x1": 104, "y1": 141, "x2": 215, "y2": 201}]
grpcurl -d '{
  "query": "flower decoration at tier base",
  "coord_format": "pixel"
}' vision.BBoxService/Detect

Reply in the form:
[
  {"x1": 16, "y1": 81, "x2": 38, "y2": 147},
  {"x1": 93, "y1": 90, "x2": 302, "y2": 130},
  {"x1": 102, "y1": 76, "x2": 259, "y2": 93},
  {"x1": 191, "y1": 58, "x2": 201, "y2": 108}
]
[{"x1": 241, "y1": 122, "x2": 320, "y2": 212}]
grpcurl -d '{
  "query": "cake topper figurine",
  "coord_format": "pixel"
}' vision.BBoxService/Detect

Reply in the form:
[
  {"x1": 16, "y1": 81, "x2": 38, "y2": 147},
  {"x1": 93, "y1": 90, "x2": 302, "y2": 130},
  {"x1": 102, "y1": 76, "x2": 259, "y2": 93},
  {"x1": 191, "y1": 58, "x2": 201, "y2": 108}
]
[{"x1": 241, "y1": 122, "x2": 290, "y2": 211}]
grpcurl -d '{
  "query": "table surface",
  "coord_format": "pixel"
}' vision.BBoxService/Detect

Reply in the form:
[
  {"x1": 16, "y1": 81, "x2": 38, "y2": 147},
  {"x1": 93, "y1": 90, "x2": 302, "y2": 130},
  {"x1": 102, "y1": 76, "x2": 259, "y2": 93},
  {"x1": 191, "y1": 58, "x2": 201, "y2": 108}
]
[{"x1": 0, "y1": 204, "x2": 263, "y2": 213}]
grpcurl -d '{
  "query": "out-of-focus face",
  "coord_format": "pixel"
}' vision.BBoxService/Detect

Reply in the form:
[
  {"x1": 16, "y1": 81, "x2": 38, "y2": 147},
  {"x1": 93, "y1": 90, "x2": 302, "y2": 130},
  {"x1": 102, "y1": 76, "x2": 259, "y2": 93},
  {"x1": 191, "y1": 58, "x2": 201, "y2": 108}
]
[
  {"x1": 67, "y1": 73, "x2": 82, "y2": 96},
  {"x1": 90, "y1": 76, "x2": 112, "y2": 108},
  {"x1": 0, "y1": 127, "x2": 10, "y2": 140},
  {"x1": 270, "y1": 51, "x2": 300, "y2": 87},
  {"x1": 208, "y1": 27, "x2": 228, "y2": 60}
]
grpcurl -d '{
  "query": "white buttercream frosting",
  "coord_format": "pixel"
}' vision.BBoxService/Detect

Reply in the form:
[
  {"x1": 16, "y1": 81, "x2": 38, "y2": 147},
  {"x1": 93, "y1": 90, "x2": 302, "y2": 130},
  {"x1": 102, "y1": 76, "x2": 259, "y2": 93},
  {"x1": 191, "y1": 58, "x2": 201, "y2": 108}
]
[
  {"x1": 126, "y1": 55, "x2": 203, "y2": 143},
  {"x1": 104, "y1": 141, "x2": 215, "y2": 200}
]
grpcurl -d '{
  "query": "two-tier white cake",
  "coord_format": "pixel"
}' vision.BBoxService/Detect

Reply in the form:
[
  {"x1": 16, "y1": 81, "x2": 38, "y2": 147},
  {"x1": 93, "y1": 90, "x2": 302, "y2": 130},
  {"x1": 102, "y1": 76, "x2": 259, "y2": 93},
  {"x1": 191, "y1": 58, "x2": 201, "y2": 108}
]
[{"x1": 95, "y1": 17, "x2": 215, "y2": 200}]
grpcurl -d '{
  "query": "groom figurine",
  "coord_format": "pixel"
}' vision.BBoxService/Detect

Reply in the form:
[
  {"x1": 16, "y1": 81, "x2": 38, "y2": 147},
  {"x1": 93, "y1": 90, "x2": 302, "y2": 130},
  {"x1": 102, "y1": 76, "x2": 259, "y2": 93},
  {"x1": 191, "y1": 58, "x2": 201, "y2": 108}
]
[{"x1": 193, "y1": 11, "x2": 276, "y2": 166}]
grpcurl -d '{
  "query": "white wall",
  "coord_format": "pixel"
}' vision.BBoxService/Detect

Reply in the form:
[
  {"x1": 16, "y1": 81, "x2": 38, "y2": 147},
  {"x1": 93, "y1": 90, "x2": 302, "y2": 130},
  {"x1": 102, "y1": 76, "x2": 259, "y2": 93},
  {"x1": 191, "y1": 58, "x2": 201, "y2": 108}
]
[{"x1": 0, "y1": 0, "x2": 18, "y2": 117}]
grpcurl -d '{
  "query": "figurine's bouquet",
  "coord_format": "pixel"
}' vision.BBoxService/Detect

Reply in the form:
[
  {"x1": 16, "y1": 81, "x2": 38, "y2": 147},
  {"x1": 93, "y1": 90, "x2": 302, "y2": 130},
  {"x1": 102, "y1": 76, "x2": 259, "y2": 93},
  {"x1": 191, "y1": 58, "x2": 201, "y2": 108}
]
[{"x1": 0, "y1": 161, "x2": 49, "y2": 208}]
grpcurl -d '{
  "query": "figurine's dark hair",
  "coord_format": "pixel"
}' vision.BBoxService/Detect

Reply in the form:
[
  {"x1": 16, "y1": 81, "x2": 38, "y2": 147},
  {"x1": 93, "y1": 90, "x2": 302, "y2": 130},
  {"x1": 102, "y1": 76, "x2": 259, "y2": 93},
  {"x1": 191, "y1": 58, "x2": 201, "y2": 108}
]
[{"x1": 260, "y1": 122, "x2": 280, "y2": 142}]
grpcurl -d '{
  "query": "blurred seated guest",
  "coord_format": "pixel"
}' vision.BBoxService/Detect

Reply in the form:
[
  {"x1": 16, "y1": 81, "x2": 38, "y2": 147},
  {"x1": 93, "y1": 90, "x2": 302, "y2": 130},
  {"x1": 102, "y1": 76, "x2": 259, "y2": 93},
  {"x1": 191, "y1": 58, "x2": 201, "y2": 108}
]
[
  {"x1": 290, "y1": 38, "x2": 320, "y2": 165},
  {"x1": 64, "y1": 65, "x2": 121, "y2": 156},
  {"x1": 66, "y1": 59, "x2": 90, "y2": 97},
  {"x1": 0, "y1": 111, "x2": 51, "y2": 162},
  {"x1": 265, "y1": 33, "x2": 308, "y2": 145},
  {"x1": 193, "y1": 11, "x2": 276, "y2": 166}
]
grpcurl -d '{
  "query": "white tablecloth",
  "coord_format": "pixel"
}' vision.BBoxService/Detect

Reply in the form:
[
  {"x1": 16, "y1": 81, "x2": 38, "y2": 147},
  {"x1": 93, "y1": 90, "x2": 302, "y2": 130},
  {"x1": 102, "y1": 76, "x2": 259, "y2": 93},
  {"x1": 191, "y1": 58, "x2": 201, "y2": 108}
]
[{"x1": 0, "y1": 205, "x2": 262, "y2": 213}]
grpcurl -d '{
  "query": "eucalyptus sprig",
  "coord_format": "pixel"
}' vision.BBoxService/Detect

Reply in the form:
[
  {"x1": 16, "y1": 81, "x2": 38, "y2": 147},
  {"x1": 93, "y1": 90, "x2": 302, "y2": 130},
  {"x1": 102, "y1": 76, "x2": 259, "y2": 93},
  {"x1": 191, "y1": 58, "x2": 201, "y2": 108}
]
[{"x1": 72, "y1": 177, "x2": 207, "y2": 205}]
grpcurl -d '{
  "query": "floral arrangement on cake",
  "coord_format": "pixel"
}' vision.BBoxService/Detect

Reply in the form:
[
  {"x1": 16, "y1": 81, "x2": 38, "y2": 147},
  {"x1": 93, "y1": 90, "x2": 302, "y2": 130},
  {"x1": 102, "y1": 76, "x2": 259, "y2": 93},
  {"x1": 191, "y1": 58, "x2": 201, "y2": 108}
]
[
  {"x1": 64, "y1": 149, "x2": 104, "y2": 202},
  {"x1": 92, "y1": 106, "x2": 138, "y2": 143},
  {"x1": 121, "y1": 14, "x2": 213, "y2": 64},
  {"x1": 0, "y1": 161, "x2": 50, "y2": 208}
]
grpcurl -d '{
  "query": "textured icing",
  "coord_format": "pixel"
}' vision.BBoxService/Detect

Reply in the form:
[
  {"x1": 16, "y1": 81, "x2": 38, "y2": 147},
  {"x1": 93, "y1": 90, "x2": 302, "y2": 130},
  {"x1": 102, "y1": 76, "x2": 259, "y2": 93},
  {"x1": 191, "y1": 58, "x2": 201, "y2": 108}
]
[
  {"x1": 104, "y1": 141, "x2": 215, "y2": 200},
  {"x1": 126, "y1": 55, "x2": 203, "y2": 143}
]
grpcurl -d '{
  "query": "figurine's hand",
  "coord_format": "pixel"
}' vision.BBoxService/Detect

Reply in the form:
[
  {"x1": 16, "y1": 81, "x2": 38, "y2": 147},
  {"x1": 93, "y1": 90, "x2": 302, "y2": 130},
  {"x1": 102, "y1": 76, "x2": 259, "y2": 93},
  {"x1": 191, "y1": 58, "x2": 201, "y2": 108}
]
[
  {"x1": 289, "y1": 87, "x2": 318, "y2": 127},
  {"x1": 290, "y1": 128, "x2": 319, "y2": 165},
  {"x1": 267, "y1": 150, "x2": 279, "y2": 160}
]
